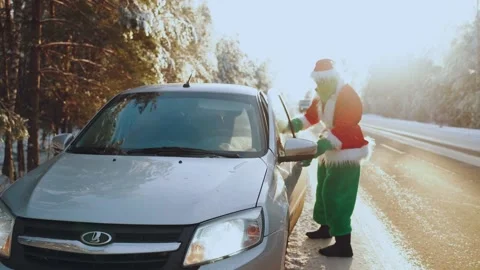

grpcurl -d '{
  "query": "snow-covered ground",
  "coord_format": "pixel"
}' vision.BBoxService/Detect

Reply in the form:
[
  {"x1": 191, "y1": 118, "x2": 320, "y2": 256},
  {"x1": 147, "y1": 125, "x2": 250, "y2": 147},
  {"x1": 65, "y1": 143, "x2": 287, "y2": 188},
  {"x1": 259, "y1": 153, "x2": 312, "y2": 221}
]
[
  {"x1": 361, "y1": 114, "x2": 480, "y2": 153},
  {"x1": 361, "y1": 114, "x2": 480, "y2": 167},
  {"x1": 0, "y1": 132, "x2": 54, "y2": 189},
  {"x1": 0, "y1": 137, "x2": 53, "y2": 167}
]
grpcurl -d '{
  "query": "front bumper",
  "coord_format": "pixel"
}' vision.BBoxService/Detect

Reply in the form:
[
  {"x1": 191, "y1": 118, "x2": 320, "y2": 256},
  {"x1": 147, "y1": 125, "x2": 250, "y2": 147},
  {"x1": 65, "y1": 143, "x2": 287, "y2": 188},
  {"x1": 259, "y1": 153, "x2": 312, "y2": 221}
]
[
  {"x1": 199, "y1": 229, "x2": 287, "y2": 270},
  {"x1": 0, "y1": 230, "x2": 286, "y2": 270},
  {"x1": 0, "y1": 215, "x2": 287, "y2": 270}
]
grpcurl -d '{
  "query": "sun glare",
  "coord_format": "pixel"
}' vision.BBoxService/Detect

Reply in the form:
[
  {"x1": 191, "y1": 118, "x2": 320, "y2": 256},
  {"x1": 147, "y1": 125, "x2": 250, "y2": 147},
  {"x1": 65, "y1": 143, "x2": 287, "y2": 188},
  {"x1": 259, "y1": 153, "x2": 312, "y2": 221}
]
[{"x1": 206, "y1": 0, "x2": 475, "y2": 101}]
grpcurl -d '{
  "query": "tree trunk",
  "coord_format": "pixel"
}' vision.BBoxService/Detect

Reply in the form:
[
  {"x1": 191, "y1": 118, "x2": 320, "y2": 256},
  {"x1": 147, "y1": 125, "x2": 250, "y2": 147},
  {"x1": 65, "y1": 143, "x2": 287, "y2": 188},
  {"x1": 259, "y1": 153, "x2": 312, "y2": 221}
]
[
  {"x1": 41, "y1": 129, "x2": 47, "y2": 150},
  {"x1": 15, "y1": 46, "x2": 26, "y2": 179},
  {"x1": 61, "y1": 117, "x2": 67, "y2": 134},
  {"x1": 26, "y1": 0, "x2": 42, "y2": 171},
  {"x1": 1, "y1": 135, "x2": 15, "y2": 180},
  {"x1": 67, "y1": 121, "x2": 73, "y2": 133},
  {"x1": 1, "y1": 0, "x2": 15, "y2": 180},
  {"x1": 16, "y1": 139, "x2": 25, "y2": 178}
]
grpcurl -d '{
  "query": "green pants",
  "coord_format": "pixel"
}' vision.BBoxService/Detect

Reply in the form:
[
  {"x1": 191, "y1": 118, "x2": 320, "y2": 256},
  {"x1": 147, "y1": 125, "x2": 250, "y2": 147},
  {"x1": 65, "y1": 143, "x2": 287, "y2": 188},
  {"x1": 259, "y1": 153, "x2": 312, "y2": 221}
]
[{"x1": 313, "y1": 162, "x2": 361, "y2": 236}]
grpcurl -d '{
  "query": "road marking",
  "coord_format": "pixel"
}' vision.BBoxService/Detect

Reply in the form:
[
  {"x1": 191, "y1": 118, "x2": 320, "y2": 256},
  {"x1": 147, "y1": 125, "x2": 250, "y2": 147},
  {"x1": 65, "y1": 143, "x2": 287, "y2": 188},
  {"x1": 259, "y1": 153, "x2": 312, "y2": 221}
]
[
  {"x1": 409, "y1": 155, "x2": 456, "y2": 175},
  {"x1": 380, "y1": 144, "x2": 405, "y2": 154}
]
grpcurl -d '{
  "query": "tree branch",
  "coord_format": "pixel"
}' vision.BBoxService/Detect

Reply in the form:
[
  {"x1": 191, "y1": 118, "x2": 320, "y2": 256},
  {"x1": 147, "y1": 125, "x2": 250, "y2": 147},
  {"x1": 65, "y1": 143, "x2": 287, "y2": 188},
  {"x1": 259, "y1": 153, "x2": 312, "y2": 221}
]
[
  {"x1": 40, "y1": 18, "x2": 75, "y2": 25},
  {"x1": 71, "y1": 58, "x2": 105, "y2": 69},
  {"x1": 40, "y1": 68, "x2": 109, "y2": 90},
  {"x1": 43, "y1": 49, "x2": 105, "y2": 69},
  {"x1": 0, "y1": 100, "x2": 11, "y2": 114},
  {"x1": 50, "y1": 0, "x2": 69, "y2": 8},
  {"x1": 39, "y1": 42, "x2": 114, "y2": 54}
]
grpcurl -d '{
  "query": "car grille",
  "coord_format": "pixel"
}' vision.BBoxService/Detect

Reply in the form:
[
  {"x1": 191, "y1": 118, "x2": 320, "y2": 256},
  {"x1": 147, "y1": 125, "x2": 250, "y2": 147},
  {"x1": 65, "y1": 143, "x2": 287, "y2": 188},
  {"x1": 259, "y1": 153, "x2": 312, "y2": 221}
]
[
  {"x1": 23, "y1": 246, "x2": 169, "y2": 269},
  {"x1": 2, "y1": 217, "x2": 198, "y2": 270},
  {"x1": 21, "y1": 218, "x2": 183, "y2": 242}
]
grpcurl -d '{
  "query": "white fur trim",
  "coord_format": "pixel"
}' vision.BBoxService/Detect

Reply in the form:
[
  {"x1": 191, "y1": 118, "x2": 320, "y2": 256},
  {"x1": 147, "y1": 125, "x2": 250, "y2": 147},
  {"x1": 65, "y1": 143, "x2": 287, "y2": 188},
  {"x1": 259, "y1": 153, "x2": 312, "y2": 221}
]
[
  {"x1": 322, "y1": 97, "x2": 336, "y2": 128},
  {"x1": 299, "y1": 115, "x2": 312, "y2": 129},
  {"x1": 322, "y1": 130, "x2": 342, "y2": 149},
  {"x1": 316, "y1": 98, "x2": 323, "y2": 120},
  {"x1": 310, "y1": 69, "x2": 340, "y2": 82},
  {"x1": 318, "y1": 136, "x2": 376, "y2": 166},
  {"x1": 319, "y1": 81, "x2": 345, "y2": 128}
]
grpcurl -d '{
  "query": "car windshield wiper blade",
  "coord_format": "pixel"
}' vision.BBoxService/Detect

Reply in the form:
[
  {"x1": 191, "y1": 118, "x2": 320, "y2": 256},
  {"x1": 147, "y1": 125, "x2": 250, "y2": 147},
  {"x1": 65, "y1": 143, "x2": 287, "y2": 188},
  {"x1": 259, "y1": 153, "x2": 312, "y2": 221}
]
[
  {"x1": 68, "y1": 146, "x2": 127, "y2": 155},
  {"x1": 126, "y1": 147, "x2": 240, "y2": 158}
]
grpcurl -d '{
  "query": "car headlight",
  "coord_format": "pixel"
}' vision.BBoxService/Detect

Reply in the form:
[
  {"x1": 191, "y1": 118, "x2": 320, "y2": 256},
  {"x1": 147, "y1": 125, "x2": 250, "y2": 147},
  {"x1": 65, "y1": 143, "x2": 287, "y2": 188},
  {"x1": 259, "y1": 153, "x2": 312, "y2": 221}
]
[
  {"x1": 0, "y1": 201, "x2": 14, "y2": 258},
  {"x1": 183, "y1": 207, "x2": 264, "y2": 267}
]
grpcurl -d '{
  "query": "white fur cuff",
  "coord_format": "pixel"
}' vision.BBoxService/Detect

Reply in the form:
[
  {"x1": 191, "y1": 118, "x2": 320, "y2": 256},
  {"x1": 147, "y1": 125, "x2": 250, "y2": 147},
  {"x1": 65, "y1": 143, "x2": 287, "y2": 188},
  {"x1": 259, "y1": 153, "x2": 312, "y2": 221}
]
[
  {"x1": 299, "y1": 115, "x2": 312, "y2": 129},
  {"x1": 323, "y1": 130, "x2": 342, "y2": 149}
]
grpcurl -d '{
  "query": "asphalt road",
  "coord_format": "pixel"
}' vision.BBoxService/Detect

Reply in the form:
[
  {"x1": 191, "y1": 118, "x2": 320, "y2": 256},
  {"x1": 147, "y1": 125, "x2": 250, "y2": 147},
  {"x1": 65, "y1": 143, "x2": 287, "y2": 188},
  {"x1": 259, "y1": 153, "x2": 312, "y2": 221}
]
[
  {"x1": 286, "y1": 127, "x2": 480, "y2": 270},
  {"x1": 361, "y1": 129, "x2": 480, "y2": 270}
]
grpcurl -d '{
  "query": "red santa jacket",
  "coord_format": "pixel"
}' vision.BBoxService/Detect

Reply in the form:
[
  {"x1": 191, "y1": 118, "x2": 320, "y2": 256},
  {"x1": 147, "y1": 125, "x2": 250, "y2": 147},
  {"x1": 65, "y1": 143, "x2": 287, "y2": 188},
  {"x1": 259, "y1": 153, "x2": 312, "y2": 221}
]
[{"x1": 300, "y1": 84, "x2": 373, "y2": 164}]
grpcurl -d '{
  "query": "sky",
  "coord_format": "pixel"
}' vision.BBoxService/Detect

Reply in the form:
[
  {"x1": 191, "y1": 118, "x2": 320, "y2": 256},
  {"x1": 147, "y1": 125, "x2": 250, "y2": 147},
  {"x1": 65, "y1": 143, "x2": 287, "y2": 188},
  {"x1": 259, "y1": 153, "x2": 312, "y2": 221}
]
[{"x1": 205, "y1": 0, "x2": 476, "y2": 101}]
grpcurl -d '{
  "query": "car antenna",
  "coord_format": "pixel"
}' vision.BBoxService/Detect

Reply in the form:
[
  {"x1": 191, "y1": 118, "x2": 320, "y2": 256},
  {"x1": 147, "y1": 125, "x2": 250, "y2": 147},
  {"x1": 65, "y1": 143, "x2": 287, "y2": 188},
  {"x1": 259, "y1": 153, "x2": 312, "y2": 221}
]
[{"x1": 183, "y1": 72, "x2": 194, "y2": 88}]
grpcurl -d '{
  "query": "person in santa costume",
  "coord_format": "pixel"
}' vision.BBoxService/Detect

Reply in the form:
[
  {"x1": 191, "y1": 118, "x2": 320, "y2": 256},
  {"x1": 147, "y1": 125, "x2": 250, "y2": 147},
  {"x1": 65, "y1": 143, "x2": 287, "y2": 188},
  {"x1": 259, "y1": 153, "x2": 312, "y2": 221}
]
[{"x1": 282, "y1": 59, "x2": 374, "y2": 257}]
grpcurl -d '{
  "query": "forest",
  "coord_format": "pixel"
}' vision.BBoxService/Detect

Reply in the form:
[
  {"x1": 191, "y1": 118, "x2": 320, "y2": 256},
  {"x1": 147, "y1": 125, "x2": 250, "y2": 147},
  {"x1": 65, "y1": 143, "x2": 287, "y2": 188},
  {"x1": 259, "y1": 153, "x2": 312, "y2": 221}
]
[
  {"x1": 0, "y1": 0, "x2": 272, "y2": 181},
  {"x1": 363, "y1": 22, "x2": 480, "y2": 130}
]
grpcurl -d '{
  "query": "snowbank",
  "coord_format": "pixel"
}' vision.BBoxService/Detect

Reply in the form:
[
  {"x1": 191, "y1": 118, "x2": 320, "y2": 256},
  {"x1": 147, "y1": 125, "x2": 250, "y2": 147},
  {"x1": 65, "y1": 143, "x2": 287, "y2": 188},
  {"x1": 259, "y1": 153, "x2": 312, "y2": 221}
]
[{"x1": 361, "y1": 114, "x2": 480, "y2": 152}]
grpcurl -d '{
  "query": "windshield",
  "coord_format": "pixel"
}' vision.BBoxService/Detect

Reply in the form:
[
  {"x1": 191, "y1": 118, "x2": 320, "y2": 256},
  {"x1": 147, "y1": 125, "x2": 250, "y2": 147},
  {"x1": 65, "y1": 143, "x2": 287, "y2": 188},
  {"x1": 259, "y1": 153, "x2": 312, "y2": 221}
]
[{"x1": 67, "y1": 92, "x2": 266, "y2": 157}]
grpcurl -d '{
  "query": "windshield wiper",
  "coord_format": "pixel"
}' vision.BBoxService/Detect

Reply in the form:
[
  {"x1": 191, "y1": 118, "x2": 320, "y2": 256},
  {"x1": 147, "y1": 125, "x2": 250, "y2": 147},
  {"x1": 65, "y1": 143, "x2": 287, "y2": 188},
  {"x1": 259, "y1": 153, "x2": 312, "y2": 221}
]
[
  {"x1": 125, "y1": 147, "x2": 241, "y2": 158},
  {"x1": 68, "y1": 146, "x2": 127, "y2": 155}
]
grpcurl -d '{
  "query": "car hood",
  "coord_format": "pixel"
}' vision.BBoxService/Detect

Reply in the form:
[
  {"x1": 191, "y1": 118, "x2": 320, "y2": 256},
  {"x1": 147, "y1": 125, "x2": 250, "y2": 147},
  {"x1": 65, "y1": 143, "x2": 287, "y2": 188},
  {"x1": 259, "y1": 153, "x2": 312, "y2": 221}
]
[{"x1": 2, "y1": 153, "x2": 267, "y2": 225}]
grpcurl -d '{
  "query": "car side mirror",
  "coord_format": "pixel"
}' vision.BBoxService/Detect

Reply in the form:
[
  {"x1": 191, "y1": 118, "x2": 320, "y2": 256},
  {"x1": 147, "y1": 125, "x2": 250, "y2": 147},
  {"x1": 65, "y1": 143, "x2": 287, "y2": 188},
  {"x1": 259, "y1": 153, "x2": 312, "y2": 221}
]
[
  {"x1": 51, "y1": 133, "x2": 74, "y2": 156},
  {"x1": 278, "y1": 138, "x2": 317, "y2": 163}
]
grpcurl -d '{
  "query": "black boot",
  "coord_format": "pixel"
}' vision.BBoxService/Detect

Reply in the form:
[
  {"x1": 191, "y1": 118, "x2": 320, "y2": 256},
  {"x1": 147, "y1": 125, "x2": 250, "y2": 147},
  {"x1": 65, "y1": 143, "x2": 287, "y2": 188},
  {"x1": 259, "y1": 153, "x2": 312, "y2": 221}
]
[
  {"x1": 306, "y1": 225, "x2": 332, "y2": 239},
  {"x1": 319, "y1": 234, "x2": 353, "y2": 257}
]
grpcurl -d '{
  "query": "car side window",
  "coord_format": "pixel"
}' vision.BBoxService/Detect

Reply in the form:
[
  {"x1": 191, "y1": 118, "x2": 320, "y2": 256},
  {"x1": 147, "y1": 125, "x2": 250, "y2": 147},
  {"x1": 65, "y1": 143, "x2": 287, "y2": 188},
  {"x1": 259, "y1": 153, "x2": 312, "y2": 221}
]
[
  {"x1": 270, "y1": 94, "x2": 294, "y2": 140},
  {"x1": 273, "y1": 115, "x2": 286, "y2": 157},
  {"x1": 258, "y1": 93, "x2": 269, "y2": 131},
  {"x1": 267, "y1": 94, "x2": 295, "y2": 157}
]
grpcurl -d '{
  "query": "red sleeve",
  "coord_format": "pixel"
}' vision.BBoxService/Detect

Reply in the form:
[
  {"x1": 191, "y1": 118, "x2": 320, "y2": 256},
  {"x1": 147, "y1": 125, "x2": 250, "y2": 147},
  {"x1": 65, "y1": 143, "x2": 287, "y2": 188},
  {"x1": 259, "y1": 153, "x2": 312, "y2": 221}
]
[{"x1": 304, "y1": 98, "x2": 320, "y2": 126}]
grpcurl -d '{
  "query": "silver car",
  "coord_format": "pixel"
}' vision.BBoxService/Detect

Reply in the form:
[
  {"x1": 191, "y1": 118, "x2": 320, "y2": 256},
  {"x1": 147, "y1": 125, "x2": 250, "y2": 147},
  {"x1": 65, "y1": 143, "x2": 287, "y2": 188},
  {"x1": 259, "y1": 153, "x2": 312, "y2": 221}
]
[{"x1": 0, "y1": 83, "x2": 316, "y2": 270}]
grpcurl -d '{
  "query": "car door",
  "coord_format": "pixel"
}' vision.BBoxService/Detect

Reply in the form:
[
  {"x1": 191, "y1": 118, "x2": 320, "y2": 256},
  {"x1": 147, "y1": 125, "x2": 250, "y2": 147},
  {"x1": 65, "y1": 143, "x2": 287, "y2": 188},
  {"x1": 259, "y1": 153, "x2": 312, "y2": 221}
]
[{"x1": 267, "y1": 90, "x2": 309, "y2": 233}]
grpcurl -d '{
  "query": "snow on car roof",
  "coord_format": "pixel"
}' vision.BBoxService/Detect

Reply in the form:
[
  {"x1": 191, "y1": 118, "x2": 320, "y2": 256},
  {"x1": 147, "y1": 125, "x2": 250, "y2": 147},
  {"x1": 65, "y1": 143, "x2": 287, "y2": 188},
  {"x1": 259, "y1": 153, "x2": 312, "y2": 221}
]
[{"x1": 121, "y1": 83, "x2": 260, "y2": 96}]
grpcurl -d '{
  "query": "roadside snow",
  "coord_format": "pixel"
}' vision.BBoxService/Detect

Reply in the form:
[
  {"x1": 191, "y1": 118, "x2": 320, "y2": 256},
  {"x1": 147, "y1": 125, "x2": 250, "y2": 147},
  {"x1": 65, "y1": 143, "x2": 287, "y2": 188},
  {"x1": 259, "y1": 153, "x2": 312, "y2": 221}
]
[
  {"x1": 361, "y1": 114, "x2": 480, "y2": 152},
  {"x1": 0, "y1": 131, "x2": 57, "y2": 168},
  {"x1": 362, "y1": 126, "x2": 480, "y2": 167},
  {"x1": 0, "y1": 141, "x2": 51, "y2": 167}
]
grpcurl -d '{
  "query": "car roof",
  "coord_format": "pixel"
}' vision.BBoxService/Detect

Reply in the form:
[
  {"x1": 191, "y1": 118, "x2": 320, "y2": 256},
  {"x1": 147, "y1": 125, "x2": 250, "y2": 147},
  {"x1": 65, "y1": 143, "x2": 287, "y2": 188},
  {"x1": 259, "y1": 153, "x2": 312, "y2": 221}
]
[{"x1": 121, "y1": 83, "x2": 260, "y2": 97}]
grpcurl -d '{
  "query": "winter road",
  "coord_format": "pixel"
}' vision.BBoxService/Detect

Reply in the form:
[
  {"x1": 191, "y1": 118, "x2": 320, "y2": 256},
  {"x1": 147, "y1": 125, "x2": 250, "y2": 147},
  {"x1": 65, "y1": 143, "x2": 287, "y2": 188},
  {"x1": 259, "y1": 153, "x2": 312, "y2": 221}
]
[{"x1": 285, "y1": 127, "x2": 480, "y2": 270}]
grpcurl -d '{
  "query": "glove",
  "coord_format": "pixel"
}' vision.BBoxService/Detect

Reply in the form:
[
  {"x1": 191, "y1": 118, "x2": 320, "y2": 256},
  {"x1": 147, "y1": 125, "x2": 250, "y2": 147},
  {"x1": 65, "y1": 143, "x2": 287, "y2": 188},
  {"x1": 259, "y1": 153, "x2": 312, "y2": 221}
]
[
  {"x1": 314, "y1": 138, "x2": 336, "y2": 158},
  {"x1": 300, "y1": 159, "x2": 312, "y2": 167},
  {"x1": 278, "y1": 118, "x2": 304, "y2": 134}
]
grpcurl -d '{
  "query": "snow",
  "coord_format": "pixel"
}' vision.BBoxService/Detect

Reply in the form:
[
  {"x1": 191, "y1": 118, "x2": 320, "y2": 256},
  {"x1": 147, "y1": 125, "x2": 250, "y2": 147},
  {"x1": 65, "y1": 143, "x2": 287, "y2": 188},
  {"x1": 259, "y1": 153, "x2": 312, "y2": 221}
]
[
  {"x1": 0, "y1": 138, "x2": 52, "y2": 167},
  {"x1": 361, "y1": 114, "x2": 480, "y2": 167},
  {"x1": 0, "y1": 131, "x2": 56, "y2": 182},
  {"x1": 362, "y1": 126, "x2": 480, "y2": 167},
  {"x1": 361, "y1": 114, "x2": 480, "y2": 153},
  {"x1": 0, "y1": 129, "x2": 81, "y2": 171}
]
